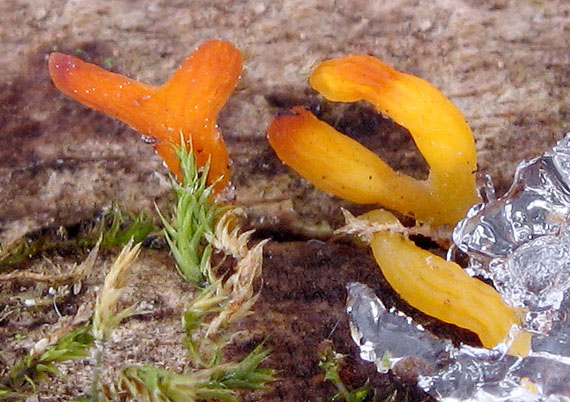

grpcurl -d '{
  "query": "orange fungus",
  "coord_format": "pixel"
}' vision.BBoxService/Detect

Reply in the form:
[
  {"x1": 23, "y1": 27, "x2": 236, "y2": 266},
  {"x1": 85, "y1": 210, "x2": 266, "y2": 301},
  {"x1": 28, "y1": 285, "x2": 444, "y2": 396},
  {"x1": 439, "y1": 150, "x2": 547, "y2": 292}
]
[{"x1": 48, "y1": 39, "x2": 243, "y2": 192}]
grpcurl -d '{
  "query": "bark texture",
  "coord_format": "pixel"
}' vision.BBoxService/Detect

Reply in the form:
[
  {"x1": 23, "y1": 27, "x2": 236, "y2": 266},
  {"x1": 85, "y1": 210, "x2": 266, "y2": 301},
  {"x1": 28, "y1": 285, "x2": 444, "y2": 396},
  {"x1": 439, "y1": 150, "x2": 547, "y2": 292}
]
[{"x1": 1, "y1": 1, "x2": 569, "y2": 400}]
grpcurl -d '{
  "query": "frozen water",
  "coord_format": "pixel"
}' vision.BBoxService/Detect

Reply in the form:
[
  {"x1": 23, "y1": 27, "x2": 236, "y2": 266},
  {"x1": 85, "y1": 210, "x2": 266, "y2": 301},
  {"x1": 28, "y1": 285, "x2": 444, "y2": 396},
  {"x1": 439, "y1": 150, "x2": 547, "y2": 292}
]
[
  {"x1": 348, "y1": 134, "x2": 570, "y2": 401},
  {"x1": 454, "y1": 133, "x2": 570, "y2": 316},
  {"x1": 347, "y1": 283, "x2": 570, "y2": 401},
  {"x1": 453, "y1": 156, "x2": 570, "y2": 260},
  {"x1": 492, "y1": 230, "x2": 570, "y2": 311},
  {"x1": 346, "y1": 283, "x2": 450, "y2": 374}
]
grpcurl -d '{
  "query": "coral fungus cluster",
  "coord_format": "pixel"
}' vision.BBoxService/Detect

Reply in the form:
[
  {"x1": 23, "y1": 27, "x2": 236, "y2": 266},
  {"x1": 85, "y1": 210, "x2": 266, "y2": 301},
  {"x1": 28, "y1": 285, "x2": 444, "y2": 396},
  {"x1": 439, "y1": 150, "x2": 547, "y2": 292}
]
[
  {"x1": 47, "y1": 38, "x2": 528, "y2": 373},
  {"x1": 266, "y1": 53, "x2": 528, "y2": 354}
]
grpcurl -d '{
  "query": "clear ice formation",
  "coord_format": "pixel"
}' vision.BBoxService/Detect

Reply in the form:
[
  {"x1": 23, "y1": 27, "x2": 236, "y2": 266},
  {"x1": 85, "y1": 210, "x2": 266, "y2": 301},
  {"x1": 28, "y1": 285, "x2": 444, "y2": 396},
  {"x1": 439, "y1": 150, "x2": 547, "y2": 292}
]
[
  {"x1": 347, "y1": 134, "x2": 570, "y2": 401},
  {"x1": 347, "y1": 283, "x2": 570, "y2": 401},
  {"x1": 454, "y1": 134, "x2": 570, "y2": 313}
]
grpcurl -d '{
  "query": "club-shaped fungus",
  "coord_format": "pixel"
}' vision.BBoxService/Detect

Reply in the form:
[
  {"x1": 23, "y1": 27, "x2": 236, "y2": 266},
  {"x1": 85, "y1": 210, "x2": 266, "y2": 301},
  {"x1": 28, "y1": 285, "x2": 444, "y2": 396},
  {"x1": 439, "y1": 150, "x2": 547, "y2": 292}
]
[
  {"x1": 267, "y1": 54, "x2": 530, "y2": 354},
  {"x1": 48, "y1": 39, "x2": 242, "y2": 193},
  {"x1": 268, "y1": 54, "x2": 480, "y2": 226},
  {"x1": 361, "y1": 209, "x2": 530, "y2": 355}
]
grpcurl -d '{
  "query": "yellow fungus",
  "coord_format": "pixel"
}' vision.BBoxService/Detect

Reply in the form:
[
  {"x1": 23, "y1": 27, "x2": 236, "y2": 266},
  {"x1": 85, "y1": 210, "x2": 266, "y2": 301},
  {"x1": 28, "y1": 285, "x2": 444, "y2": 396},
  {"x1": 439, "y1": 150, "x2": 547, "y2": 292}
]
[
  {"x1": 521, "y1": 377, "x2": 539, "y2": 394},
  {"x1": 362, "y1": 209, "x2": 530, "y2": 355},
  {"x1": 267, "y1": 106, "x2": 430, "y2": 206},
  {"x1": 268, "y1": 53, "x2": 530, "y2": 355},
  {"x1": 268, "y1": 54, "x2": 480, "y2": 226}
]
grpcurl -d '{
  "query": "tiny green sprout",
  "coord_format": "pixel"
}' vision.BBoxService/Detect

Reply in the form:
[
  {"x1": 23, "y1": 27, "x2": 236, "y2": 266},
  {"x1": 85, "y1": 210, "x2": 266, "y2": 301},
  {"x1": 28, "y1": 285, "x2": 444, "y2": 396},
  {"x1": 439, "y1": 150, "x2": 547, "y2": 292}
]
[
  {"x1": 103, "y1": 57, "x2": 114, "y2": 69},
  {"x1": 1, "y1": 323, "x2": 93, "y2": 392},
  {"x1": 157, "y1": 139, "x2": 229, "y2": 286},
  {"x1": 208, "y1": 343, "x2": 276, "y2": 391},
  {"x1": 116, "y1": 344, "x2": 276, "y2": 402},
  {"x1": 318, "y1": 341, "x2": 377, "y2": 402}
]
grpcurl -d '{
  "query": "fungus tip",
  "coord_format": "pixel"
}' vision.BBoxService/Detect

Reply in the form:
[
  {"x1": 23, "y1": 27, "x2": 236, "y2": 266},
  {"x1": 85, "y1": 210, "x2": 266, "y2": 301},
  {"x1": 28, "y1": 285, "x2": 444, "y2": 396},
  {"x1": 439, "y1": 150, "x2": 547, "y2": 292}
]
[{"x1": 48, "y1": 52, "x2": 77, "y2": 87}]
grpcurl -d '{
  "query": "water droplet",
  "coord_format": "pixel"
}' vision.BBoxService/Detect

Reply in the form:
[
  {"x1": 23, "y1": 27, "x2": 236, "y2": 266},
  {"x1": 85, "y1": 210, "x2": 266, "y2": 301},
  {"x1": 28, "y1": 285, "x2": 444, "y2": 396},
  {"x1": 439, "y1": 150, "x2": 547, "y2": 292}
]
[
  {"x1": 23, "y1": 299, "x2": 36, "y2": 307},
  {"x1": 140, "y1": 135, "x2": 157, "y2": 145}
]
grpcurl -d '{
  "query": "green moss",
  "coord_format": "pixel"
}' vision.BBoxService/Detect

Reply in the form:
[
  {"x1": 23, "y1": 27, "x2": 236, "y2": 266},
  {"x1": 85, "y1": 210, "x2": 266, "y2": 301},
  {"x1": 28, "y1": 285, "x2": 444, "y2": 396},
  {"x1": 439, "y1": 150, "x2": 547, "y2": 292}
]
[
  {"x1": 318, "y1": 341, "x2": 378, "y2": 402},
  {"x1": 157, "y1": 140, "x2": 229, "y2": 286},
  {"x1": 0, "y1": 205, "x2": 156, "y2": 272},
  {"x1": 0, "y1": 323, "x2": 93, "y2": 394},
  {"x1": 117, "y1": 344, "x2": 276, "y2": 401}
]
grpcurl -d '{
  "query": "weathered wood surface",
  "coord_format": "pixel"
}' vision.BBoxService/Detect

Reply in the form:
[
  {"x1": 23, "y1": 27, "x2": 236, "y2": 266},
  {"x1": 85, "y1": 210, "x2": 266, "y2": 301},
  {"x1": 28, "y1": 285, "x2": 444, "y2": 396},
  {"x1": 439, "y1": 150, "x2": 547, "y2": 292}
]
[{"x1": 1, "y1": 1, "x2": 569, "y2": 400}]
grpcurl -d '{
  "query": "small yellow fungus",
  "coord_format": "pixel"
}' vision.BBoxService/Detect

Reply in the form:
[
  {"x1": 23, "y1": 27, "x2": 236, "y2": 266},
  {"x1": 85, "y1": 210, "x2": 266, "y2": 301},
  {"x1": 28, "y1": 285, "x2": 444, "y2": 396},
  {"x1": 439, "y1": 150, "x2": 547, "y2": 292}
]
[
  {"x1": 267, "y1": 106, "x2": 432, "y2": 210},
  {"x1": 268, "y1": 54, "x2": 480, "y2": 226},
  {"x1": 268, "y1": 53, "x2": 530, "y2": 355},
  {"x1": 361, "y1": 209, "x2": 530, "y2": 355}
]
